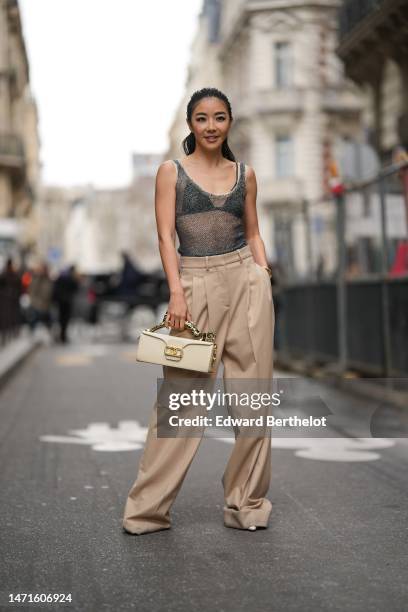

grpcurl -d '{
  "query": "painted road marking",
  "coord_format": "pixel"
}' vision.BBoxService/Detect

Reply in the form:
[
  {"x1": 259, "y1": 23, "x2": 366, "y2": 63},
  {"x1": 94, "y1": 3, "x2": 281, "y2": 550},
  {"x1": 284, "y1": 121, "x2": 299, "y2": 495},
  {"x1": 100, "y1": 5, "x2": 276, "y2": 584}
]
[{"x1": 40, "y1": 420, "x2": 396, "y2": 461}]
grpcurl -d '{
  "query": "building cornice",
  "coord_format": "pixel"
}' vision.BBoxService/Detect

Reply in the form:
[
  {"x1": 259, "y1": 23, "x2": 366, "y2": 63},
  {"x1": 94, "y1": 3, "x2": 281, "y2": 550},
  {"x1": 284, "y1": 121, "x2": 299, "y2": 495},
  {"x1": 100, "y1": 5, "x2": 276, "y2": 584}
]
[{"x1": 218, "y1": 0, "x2": 340, "y2": 59}]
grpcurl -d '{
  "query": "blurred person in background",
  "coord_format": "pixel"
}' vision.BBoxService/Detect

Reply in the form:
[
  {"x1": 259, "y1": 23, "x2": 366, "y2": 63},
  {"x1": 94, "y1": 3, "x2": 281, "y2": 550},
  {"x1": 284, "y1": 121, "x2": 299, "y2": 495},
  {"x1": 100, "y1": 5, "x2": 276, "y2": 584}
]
[
  {"x1": 0, "y1": 256, "x2": 22, "y2": 295},
  {"x1": 27, "y1": 260, "x2": 54, "y2": 336},
  {"x1": 114, "y1": 251, "x2": 146, "y2": 298},
  {"x1": 0, "y1": 257, "x2": 23, "y2": 332},
  {"x1": 316, "y1": 254, "x2": 325, "y2": 280},
  {"x1": 52, "y1": 264, "x2": 80, "y2": 344}
]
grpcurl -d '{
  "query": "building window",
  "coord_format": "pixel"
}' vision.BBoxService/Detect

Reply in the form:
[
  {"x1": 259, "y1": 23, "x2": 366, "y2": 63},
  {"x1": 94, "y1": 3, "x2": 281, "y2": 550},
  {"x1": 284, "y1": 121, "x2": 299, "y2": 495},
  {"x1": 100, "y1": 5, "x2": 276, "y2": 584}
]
[
  {"x1": 275, "y1": 134, "x2": 294, "y2": 178},
  {"x1": 274, "y1": 41, "x2": 293, "y2": 88}
]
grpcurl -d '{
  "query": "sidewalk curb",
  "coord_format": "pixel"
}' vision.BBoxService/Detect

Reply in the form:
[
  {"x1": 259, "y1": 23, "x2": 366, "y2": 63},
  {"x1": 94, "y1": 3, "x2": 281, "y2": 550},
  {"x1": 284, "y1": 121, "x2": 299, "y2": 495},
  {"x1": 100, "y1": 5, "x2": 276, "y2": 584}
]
[
  {"x1": 275, "y1": 355, "x2": 408, "y2": 410},
  {"x1": 0, "y1": 333, "x2": 42, "y2": 390}
]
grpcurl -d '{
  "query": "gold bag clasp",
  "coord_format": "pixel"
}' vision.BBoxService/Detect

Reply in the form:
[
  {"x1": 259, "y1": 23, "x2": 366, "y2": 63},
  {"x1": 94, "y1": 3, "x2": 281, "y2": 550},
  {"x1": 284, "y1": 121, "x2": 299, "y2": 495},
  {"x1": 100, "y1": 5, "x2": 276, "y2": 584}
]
[{"x1": 164, "y1": 344, "x2": 183, "y2": 360}]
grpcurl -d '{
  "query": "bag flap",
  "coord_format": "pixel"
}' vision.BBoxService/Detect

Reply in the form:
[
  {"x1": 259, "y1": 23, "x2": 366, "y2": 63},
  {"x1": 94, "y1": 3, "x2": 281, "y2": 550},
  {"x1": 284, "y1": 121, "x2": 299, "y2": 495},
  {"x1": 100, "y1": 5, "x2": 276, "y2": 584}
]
[{"x1": 140, "y1": 330, "x2": 213, "y2": 348}]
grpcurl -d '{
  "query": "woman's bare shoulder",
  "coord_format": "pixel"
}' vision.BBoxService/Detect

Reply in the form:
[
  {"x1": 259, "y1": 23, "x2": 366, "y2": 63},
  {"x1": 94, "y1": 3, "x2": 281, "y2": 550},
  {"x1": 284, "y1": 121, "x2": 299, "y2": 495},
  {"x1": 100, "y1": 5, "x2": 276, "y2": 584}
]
[
  {"x1": 156, "y1": 159, "x2": 177, "y2": 183},
  {"x1": 243, "y1": 163, "x2": 256, "y2": 181},
  {"x1": 158, "y1": 159, "x2": 178, "y2": 171}
]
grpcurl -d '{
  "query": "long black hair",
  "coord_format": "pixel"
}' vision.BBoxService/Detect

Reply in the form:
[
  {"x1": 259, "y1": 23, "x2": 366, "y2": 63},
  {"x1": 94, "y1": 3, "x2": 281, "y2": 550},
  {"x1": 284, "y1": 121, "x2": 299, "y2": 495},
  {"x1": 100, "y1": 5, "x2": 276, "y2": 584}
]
[{"x1": 182, "y1": 87, "x2": 236, "y2": 161}]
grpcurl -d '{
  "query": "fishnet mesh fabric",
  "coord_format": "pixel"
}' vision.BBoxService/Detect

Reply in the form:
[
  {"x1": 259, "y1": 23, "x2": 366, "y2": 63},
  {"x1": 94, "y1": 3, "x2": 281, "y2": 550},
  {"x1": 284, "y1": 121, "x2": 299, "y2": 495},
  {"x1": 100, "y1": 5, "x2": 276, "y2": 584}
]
[{"x1": 173, "y1": 159, "x2": 248, "y2": 257}]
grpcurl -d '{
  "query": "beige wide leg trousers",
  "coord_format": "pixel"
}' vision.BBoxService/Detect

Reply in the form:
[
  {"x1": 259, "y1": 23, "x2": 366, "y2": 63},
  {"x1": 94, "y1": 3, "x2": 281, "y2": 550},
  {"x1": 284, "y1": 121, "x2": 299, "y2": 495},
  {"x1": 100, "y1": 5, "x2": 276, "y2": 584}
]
[{"x1": 123, "y1": 244, "x2": 275, "y2": 534}]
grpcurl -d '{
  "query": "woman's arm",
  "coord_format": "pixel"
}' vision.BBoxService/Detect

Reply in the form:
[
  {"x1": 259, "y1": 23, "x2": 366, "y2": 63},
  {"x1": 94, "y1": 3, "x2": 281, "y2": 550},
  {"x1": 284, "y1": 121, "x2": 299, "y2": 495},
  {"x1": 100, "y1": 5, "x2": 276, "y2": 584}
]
[
  {"x1": 155, "y1": 160, "x2": 191, "y2": 330},
  {"x1": 243, "y1": 165, "x2": 269, "y2": 268}
]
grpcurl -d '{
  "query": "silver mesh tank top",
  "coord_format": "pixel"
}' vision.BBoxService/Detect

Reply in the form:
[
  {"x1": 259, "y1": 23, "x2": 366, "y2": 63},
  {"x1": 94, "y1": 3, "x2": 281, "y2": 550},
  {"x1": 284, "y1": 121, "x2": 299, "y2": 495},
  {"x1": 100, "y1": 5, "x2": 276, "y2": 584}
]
[{"x1": 173, "y1": 158, "x2": 248, "y2": 257}]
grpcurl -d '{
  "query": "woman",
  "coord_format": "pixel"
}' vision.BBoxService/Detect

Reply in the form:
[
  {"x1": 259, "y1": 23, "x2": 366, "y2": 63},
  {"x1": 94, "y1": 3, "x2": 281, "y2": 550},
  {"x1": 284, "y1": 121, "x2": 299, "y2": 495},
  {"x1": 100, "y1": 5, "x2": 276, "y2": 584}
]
[{"x1": 123, "y1": 87, "x2": 275, "y2": 535}]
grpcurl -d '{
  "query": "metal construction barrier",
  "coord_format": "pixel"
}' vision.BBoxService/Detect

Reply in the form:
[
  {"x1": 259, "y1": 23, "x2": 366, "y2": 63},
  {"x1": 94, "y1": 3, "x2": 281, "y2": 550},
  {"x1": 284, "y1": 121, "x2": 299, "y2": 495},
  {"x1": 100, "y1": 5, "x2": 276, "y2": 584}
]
[
  {"x1": 276, "y1": 276, "x2": 408, "y2": 376},
  {"x1": 274, "y1": 160, "x2": 408, "y2": 376}
]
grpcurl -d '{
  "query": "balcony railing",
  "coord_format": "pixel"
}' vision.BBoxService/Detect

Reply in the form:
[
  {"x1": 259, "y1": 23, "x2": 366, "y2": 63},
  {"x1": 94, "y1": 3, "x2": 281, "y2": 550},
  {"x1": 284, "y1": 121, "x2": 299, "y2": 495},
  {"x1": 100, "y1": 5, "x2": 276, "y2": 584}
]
[{"x1": 338, "y1": 0, "x2": 386, "y2": 40}]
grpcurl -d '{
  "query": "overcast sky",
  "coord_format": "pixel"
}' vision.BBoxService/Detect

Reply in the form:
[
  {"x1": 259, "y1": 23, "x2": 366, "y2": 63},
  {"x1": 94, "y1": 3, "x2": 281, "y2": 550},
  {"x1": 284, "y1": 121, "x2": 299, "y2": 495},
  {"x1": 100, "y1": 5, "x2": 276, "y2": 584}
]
[{"x1": 19, "y1": 0, "x2": 202, "y2": 188}]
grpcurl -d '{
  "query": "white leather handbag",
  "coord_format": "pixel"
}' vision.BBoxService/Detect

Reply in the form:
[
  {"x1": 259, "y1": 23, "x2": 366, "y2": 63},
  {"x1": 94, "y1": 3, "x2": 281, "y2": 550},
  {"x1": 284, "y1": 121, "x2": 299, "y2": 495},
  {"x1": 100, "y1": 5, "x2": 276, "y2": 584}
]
[{"x1": 136, "y1": 312, "x2": 217, "y2": 373}]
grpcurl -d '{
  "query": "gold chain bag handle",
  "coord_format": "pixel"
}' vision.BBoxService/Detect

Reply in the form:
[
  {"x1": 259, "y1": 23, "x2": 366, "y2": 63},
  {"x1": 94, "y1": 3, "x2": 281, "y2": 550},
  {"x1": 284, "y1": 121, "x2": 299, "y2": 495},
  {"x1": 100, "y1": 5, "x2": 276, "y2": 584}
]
[{"x1": 147, "y1": 312, "x2": 218, "y2": 366}]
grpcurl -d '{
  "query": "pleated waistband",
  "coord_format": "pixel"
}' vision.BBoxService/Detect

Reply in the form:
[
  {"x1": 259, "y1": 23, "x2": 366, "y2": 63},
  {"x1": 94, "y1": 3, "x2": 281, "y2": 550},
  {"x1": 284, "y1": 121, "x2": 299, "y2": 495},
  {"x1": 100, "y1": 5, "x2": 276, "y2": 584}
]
[{"x1": 180, "y1": 244, "x2": 254, "y2": 270}]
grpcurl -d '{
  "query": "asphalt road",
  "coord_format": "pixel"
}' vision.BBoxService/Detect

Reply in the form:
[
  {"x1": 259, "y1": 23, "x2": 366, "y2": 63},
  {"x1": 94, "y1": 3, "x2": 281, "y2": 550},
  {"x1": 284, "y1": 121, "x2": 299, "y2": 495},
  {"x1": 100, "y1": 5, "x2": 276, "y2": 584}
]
[{"x1": 0, "y1": 331, "x2": 407, "y2": 612}]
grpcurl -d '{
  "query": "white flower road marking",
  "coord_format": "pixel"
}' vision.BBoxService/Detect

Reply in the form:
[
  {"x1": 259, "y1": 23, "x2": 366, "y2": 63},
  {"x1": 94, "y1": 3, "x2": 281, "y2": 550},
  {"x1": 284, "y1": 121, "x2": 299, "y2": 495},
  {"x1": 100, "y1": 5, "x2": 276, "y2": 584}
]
[
  {"x1": 40, "y1": 421, "x2": 146, "y2": 452},
  {"x1": 39, "y1": 420, "x2": 396, "y2": 460}
]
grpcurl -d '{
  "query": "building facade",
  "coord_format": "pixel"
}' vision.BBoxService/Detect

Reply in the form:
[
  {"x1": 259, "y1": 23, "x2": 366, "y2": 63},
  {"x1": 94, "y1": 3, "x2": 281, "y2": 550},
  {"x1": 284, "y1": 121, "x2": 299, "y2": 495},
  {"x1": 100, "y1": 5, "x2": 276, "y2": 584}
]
[
  {"x1": 337, "y1": 0, "x2": 408, "y2": 161},
  {"x1": 0, "y1": 0, "x2": 41, "y2": 259},
  {"x1": 129, "y1": 153, "x2": 163, "y2": 270},
  {"x1": 39, "y1": 154, "x2": 163, "y2": 275},
  {"x1": 335, "y1": 0, "x2": 408, "y2": 276},
  {"x1": 218, "y1": 0, "x2": 365, "y2": 278},
  {"x1": 167, "y1": 0, "x2": 223, "y2": 161}
]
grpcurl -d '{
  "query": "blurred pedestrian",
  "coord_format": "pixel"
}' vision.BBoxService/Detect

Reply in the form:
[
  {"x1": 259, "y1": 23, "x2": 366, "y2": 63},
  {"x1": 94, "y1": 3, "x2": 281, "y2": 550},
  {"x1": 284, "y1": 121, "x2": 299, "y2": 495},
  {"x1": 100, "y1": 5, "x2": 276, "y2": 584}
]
[
  {"x1": 27, "y1": 261, "x2": 54, "y2": 333},
  {"x1": 0, "y1": 257, "x2": 23, "y2": 332},
  {"x1": 316, "y1": 254, "x2": 325, "y2": 280},
  {"x1": 52, "y1": 264, "x2": 80, "y2": 343},
  {"x1": 115, "y1": 251, "x2": 145, "y2": 298}
]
